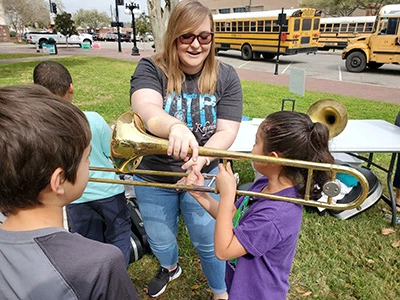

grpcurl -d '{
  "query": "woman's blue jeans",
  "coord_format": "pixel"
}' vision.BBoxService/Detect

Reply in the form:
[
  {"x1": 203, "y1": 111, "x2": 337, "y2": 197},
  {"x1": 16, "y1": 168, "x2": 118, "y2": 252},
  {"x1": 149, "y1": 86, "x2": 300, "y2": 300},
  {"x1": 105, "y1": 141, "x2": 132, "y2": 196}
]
[{"x1": 133, "y1": 167, "x2": 226, "y2": 294}]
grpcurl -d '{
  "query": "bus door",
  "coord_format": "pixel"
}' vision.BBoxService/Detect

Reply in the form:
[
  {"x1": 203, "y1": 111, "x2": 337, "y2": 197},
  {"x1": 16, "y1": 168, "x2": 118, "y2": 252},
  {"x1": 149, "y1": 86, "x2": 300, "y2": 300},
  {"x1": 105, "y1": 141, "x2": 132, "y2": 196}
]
[{"x1": 370, "y1": 17, "x2": 400, "y2": 63}]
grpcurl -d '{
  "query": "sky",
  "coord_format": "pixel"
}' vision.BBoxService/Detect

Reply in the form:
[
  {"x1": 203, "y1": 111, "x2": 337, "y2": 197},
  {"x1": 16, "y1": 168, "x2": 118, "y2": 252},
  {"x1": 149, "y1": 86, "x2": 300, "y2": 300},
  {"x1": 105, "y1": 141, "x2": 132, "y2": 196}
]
[{"x1": 61, "y1": 0, "x2": 148, "y2": 22}]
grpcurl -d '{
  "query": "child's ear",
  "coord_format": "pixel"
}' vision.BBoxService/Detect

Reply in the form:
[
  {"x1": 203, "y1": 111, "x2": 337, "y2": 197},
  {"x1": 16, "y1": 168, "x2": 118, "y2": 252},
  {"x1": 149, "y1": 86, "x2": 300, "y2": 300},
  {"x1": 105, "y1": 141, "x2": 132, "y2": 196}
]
[
  {"x1": 68, "y1": 83, "x2": 74, "y2": 95},
  {"x1": 270, "y1": 151, "x2": 279, "y2": 158},
  {"x1": 50, "y1": 167, "x2": 65, "y2": 195}
]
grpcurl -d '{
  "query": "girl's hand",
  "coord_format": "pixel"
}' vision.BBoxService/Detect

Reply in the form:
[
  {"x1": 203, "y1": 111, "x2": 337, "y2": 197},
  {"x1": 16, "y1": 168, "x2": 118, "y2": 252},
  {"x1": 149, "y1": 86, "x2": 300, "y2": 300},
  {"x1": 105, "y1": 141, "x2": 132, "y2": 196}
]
[
  {"x1": 181, "y1": 169, "x2": 205, "y2": 199},
  {"x1": 216, "y1": 162, "x2": 237, "y2": 200},
  {"x1": 167, "y1": 123, "x2": 199, "y2": 162}
]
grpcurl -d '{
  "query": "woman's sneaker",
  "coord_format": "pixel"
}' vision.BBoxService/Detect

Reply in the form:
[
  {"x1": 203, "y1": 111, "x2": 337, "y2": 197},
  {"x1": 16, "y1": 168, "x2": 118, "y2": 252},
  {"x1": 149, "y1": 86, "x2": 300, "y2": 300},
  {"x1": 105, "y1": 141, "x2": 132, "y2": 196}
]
[{"x1": 147, "y1": 264, "x2": 182, "y2": 297}]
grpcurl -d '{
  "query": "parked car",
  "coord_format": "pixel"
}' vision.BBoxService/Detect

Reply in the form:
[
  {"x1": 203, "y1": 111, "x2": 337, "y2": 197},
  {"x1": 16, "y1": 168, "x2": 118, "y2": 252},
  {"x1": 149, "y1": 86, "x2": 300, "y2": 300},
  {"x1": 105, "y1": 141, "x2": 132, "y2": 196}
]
[
  {"x1": 119, "y1": 32, "x2": 132, "y2": 42},
  {"x1": 92, "y1": 33, "x2": 101, "y2": 41},
  {"x1": 136, "y1": 33, "x2": 154, "y2": 42},
  {"x1": 145, "y1": 34, "x2": 154, "y2": 41},
  {"x1": 105, "y1": 32, "x2": 118, "y2": 41}
]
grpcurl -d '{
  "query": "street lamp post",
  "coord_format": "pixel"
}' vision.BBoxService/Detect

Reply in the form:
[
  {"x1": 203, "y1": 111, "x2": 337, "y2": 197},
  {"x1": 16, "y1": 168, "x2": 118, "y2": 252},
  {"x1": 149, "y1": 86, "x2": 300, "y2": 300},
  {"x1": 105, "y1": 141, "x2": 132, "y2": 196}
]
[{"x1": 125, "y1": 0, "x2": 140, "y2": 56}]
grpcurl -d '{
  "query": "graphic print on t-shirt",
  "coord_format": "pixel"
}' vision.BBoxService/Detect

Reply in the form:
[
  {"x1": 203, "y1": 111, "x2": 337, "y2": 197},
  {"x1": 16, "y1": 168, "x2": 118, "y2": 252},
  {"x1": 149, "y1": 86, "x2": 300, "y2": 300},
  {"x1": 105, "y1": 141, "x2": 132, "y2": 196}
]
[{"x1": 164, "y1": 92, "x2": 217, "y2": 138}]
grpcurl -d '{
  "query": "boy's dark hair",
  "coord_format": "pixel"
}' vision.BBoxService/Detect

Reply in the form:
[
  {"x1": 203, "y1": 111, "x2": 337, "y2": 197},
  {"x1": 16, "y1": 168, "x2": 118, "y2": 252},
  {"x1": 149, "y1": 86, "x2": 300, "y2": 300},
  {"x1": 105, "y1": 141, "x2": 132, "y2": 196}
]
[
  {"x1": 0, "y1": 85, "x2": 91, "y2": 215},
  {"x1": 33, "y1": 61, "x2": 72, "y2": 97},
  {"x1": 259, "y1": 111, "x2": 334, "y2": 198}
]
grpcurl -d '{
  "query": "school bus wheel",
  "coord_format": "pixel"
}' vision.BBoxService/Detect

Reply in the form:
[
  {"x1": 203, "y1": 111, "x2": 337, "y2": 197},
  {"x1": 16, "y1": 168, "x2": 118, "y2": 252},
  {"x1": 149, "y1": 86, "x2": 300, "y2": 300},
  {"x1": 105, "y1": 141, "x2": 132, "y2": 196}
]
[
  {"x1": 345, "y1": 51, "x2": 366, "y2": 73},
  {"x1": 241, "y1": 44, "x2": 253, "y2": 60}
]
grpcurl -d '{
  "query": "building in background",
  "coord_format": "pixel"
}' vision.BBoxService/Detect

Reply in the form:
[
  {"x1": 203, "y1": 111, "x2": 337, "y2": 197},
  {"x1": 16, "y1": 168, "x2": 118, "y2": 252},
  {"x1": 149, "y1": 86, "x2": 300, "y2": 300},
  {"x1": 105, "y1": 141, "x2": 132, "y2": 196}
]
[
  {"x1": 202, "y1": 0, "x2": 302, "y2": 14},
  {"x1": 0, "y1": 0, "x2": 10, "y2": 42}
]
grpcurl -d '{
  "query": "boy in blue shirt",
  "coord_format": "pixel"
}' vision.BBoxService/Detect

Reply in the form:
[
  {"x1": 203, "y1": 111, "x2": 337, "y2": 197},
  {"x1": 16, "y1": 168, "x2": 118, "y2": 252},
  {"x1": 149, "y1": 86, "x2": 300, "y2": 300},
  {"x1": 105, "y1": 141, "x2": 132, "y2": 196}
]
[{"x1": 33, "y1": 61, "x2": 132, "y2": 266}]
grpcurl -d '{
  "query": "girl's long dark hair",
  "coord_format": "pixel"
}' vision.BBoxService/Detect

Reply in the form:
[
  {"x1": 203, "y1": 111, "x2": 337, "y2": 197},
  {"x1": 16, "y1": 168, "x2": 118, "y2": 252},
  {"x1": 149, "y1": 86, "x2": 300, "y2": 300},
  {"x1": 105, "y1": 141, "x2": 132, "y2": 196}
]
[{"x1": 258, "y1": 111, "x2": 334, "y2": 198}]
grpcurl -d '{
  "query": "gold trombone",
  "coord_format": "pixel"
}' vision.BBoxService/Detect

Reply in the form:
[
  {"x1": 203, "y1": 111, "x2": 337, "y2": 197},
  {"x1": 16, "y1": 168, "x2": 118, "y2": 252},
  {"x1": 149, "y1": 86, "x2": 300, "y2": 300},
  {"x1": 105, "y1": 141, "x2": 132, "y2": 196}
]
[{"x1": 89, "y1": 102, "x2": 369, "y2": 211}]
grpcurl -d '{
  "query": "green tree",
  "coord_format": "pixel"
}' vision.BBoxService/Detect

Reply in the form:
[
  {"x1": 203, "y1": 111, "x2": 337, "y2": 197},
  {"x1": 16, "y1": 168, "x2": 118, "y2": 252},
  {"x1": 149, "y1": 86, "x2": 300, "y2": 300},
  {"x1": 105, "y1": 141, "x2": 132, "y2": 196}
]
[
  {"x1": 73, "y1": 9, "x2": 111, "y2": 31},
  {"x1": 135, "y1": 12, "x2": 152, "y2": 36},
  {"x1": 54, "y1": 12, "x2": 77, "y2": 48}
]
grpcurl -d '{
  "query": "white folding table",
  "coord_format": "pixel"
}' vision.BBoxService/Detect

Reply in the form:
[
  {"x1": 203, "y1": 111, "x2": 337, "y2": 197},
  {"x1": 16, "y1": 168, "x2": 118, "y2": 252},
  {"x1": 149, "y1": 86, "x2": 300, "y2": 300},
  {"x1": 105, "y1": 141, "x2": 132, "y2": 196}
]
[{"x1": 230, "y1": 119, "x2": 400, "y2": 227}]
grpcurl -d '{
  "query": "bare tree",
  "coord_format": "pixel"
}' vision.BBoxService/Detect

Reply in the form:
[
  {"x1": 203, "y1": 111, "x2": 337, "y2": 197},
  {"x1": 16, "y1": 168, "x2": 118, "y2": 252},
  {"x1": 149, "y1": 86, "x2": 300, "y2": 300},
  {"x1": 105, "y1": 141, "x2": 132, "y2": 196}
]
[
  {"x1": 300, "y1": 0, "x2": 400, "y2": 16},
  {"x1": 147, "y1": 0, "x2": 179, "y2": 51},
  {"x1": 3, "y1": 0, "x2": 49, "y2": 39},
  {"x1": 300, "y1": 0, "x2": 359, "y2": 16},
  {"x1": 355, "y1": 0, "x2": 400, "y2": 15}
]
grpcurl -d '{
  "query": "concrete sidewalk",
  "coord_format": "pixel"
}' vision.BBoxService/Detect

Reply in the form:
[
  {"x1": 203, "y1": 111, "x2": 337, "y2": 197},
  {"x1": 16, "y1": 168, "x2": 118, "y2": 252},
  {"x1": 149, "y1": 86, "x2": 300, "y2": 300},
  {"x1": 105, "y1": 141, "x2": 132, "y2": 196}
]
[{"x1": 1, "y1": 43, "x2": 399, "y2": 104}]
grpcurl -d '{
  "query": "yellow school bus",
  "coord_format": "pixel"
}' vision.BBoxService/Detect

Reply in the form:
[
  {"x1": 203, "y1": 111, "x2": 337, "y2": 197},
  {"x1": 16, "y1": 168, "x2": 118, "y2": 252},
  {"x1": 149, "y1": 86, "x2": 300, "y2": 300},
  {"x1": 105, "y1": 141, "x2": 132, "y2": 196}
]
[
  {"x1": 213, "y1": 8, "x2": 321, "y2": 60},
  {"x1": 342, "y1": 4, "x2": 400, "y2": 72},
  {"x1": 318, "y1": 16, "x2": 376, "y2": 51}
]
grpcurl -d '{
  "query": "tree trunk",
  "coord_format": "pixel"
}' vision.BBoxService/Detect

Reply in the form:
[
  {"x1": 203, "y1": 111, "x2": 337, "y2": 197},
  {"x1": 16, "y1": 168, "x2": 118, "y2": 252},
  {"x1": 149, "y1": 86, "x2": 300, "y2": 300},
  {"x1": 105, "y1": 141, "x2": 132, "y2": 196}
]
[{"x1": 147, "y1": 0, "x2": 179, "y2": 52}]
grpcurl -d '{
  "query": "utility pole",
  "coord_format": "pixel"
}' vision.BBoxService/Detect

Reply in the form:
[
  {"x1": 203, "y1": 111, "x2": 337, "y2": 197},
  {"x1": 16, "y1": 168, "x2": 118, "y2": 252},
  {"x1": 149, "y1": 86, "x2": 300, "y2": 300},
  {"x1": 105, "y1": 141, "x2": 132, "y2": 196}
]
[
  {"x1": 115, "y1": 0, "x2": 122, "y2": 52},
  {"x1": 274, "y1": 8, "x2": 286, "y2": 75}
]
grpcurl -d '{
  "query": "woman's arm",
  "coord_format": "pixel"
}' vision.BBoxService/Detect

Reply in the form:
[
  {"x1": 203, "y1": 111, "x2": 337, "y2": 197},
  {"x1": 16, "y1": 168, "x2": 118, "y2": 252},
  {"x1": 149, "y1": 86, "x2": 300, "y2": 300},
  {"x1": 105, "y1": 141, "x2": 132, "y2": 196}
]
[{"x1": 131, "y1": 88, "x2": 199, "y2": 161}]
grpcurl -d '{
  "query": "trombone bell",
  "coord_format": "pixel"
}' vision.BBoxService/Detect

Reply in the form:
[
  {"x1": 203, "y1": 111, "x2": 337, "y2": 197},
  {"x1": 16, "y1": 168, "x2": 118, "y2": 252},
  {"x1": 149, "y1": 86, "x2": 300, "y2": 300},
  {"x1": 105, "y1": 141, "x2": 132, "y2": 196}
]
[{"x1": 307, "y1": 99, "x2": 348, "y2": 138}]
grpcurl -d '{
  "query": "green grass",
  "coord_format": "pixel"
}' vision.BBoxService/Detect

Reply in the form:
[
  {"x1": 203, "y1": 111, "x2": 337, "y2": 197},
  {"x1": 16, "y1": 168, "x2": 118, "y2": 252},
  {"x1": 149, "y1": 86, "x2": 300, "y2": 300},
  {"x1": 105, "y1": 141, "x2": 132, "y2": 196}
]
[
  {"x1": 0, "y1": 53, "x2": 46, "y2": 60},
  {"x1": 1, "y1": 56, "x2": 399, "y2": 299}
]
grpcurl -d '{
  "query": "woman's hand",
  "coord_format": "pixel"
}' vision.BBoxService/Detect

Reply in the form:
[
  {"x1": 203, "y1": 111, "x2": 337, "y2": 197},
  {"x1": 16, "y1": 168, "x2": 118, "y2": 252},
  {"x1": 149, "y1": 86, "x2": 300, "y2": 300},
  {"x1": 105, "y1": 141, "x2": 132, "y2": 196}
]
[
  {"x1": 181, "y1": 156, "x2": 209, "y2": 171},
  {"x1": 167, "y1": 123, "x2": 199, "y2": 162},
  {"x1": 216, "y1": 162, "x2": 237, "y2": 200}
]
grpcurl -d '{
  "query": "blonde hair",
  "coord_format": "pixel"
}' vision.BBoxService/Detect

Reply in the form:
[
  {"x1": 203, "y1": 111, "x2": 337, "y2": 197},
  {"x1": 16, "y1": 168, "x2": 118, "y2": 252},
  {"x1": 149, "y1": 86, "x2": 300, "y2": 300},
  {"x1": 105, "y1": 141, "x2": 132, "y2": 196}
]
[{"x1": 153, "y1": 0, "x2": 219, "y2": 96}]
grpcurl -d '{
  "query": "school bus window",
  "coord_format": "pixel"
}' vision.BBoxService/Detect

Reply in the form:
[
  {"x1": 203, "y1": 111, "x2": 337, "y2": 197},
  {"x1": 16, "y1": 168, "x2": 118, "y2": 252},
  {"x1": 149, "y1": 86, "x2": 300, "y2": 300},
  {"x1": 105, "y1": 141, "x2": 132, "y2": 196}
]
[
  {"x1": 340, "y1": 24, "x2": 348, "y2": 32},
  {"x1": 356, "y1": 22, "x2": 365, "y2": 32},
  {"x1": 251, "y1": 21, "x2": 256, "y2": 31},
  {"x1": 294, "y1": 19, "x2": 300, "y2": 31},
  {"x1": 221, "y1": 22, "x2": 225, "y2": 32},
  {"x1": 333, "y1": 23, "x2": 339, "y2": 32},
  {"x1": 244, "y1": 21, "x2": 249, "y2": 31},
  {"x1": 216, "y1": 22, "x2": 220, "y2": 32},
  {"x1": 238, "y1": 21, "x2": 243, "y2": 32},
  {"x1": 302, "y1": 19, "x2": 312, "y2": 30},
  {"x1": 349, "y1": 23, "x2": 356, "y2": 32},
  {"x1": 226, "y1": 22, "x2": 231, "y2": 32},
  {"x1": 273, "y1": 21, "x2": 279, "y2": 32},
  {"x1": 265, "y1": 20, "x2": 272, "y2": 32},
  {"x1": 258, "y1": 20, "x2": 263, "y2": 32},
  {"x1": 365, "y1": 22, "x2": 373, "y2": 32},
  {"x1": 232, "y1": 21, "x2": 237, "y2": 32},
  {"x1": 386, "y1": 18, "x2": 399, "y2": 34},
  {"x1": 314, "y1": 18, "x2": 320, "y2": 30},
  {"x1": 326, "y1": 23, "x2": 332, "y2": 32}
]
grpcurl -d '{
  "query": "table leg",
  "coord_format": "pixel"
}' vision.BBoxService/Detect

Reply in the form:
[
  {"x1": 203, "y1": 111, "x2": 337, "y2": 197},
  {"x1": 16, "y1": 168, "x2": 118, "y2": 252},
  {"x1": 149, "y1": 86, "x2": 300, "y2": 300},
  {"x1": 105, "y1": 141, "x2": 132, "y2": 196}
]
[{"x1": 386, "y1": 153, "x2": 397, "y2": 227}]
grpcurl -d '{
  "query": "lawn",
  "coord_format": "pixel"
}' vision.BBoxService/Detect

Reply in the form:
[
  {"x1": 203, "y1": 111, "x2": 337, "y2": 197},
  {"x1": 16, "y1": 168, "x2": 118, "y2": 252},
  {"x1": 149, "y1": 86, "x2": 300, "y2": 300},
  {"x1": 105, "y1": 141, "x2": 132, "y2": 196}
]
[{"x1": 1, "y1": 55, "x2": 399, "y2": 299}]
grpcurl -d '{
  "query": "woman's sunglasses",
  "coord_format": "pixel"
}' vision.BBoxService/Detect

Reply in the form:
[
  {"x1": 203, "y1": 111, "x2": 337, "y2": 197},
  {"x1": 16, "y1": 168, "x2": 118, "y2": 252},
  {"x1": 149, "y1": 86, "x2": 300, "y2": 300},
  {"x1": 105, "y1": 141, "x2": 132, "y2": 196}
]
[{"x1": 178, "y1": 31, "x2": 214, "y2": 45}]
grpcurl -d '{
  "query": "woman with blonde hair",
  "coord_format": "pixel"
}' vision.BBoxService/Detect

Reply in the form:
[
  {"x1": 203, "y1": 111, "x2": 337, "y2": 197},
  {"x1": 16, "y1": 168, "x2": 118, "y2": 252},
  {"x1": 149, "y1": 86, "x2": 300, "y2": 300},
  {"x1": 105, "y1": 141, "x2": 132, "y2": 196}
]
[{"x1": 130, "y1": 0, "x2": 243, "y2": 298}]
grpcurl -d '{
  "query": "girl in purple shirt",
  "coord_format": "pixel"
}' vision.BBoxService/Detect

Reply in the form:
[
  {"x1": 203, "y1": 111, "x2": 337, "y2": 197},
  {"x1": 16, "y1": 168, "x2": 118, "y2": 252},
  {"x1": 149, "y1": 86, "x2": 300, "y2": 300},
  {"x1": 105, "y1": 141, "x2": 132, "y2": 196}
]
[{"x1": 187, "y1": 111, "x2": 334, "y2": 299}]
